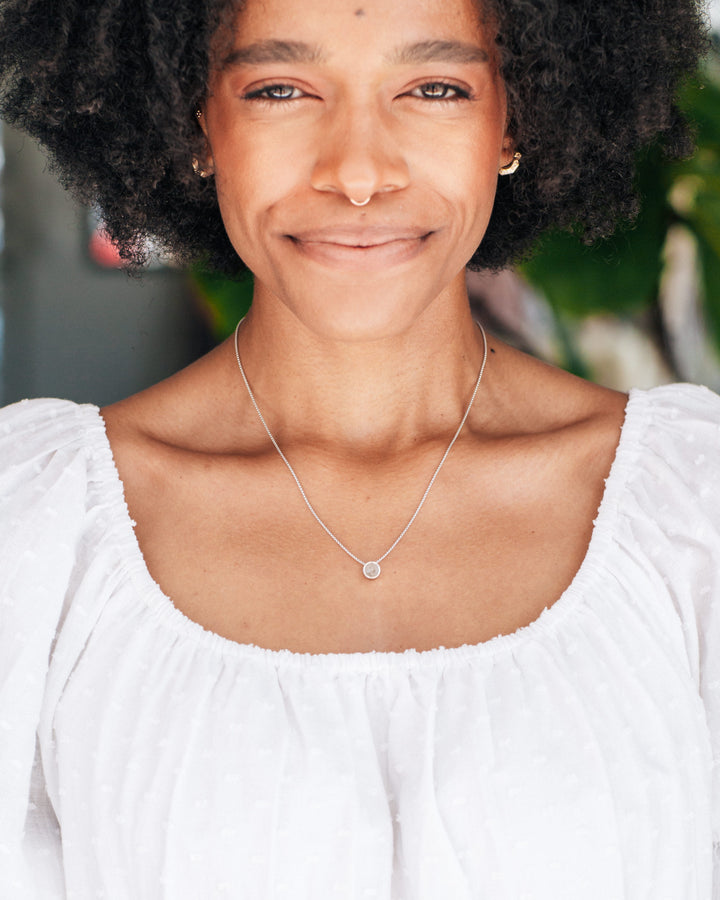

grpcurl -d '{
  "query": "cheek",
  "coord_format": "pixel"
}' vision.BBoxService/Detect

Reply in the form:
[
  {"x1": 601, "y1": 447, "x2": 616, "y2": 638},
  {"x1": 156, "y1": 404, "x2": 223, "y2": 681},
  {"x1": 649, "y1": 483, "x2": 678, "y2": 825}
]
[
  {"x1": 212, "y1": 171, "x2": 267, "y2": 273},
  {"x1": 425, "y1": 131, "x2": 502, "y2": 227},
  {"x1": 211, "y1": 125, "x2": 313, "y2": 234},
  {"x1": 212, "y1": 150, "x2": 282, "y2": 252},
  {"x1": 414, "y1": 94, "x2": 505, "y2": 207},
  {"x1": 463, "y1": 108, "x2": 507, "y2": 227}
]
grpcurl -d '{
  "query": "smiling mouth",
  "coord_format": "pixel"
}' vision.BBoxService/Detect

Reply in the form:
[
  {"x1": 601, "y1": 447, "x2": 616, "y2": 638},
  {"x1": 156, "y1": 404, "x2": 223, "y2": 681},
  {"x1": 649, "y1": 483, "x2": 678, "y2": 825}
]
[
  {"x1": 291, "y1": 235, "x2": 431, "y2": 250},
  {"x1": 290, "y1": 225, "x2": 433, "y2": 243},
  {"x1": 287, "y1": 227, "x2": 435, "y2": 269}
]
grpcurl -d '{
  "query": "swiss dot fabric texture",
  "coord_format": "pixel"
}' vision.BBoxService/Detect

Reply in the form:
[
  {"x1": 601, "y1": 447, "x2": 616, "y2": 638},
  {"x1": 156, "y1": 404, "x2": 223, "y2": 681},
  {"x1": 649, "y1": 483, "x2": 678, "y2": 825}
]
[{"x1": 0, "y1": 384, "x2": 719, "y2": 899}]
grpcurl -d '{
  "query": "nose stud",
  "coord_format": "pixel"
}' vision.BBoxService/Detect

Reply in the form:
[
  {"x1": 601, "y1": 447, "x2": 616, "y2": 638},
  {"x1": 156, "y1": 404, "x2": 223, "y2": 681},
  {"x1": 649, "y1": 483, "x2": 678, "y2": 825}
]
[{"x1": 349, "y1": 196, "x2": 371, "y2": 207}]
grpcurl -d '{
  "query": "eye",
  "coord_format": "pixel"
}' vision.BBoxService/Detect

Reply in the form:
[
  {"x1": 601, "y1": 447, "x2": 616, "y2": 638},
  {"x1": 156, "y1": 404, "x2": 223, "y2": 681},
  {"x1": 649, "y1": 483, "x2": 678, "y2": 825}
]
[
  {"x1": 411, "y1": 82, "x2": 471, "y2": 101},
  {"x1": 243, "y1": 83, "x2": 305, "y2": 103}
]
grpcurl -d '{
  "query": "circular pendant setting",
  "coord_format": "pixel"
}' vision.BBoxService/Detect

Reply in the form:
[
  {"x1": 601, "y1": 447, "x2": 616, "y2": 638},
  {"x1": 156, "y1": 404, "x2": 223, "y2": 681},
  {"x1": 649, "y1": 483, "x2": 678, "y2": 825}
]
[{"x1": 362, "y1": 561, "x2": 381, "y2": 580}]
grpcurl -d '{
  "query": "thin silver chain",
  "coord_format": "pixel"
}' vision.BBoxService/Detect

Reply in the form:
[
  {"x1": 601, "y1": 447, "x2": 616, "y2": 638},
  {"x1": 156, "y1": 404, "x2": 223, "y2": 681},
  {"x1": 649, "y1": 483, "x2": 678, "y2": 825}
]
[{"x1": 233, "y1": 320, "x2": 488, "y2": 577}]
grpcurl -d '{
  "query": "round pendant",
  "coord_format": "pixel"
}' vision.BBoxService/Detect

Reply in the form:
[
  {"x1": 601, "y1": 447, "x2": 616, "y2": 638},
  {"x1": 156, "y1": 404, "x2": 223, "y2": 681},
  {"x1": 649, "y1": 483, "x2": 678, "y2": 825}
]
[{"x1": 362, "y1": 561, "x2": 381, "y2": 580}]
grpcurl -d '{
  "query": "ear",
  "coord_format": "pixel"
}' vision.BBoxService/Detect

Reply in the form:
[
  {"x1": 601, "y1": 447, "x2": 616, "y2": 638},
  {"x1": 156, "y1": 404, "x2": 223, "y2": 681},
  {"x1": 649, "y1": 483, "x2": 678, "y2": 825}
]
[
  {"x1": 195, "y1": 107, "x2": 209, "y2": 137},
  {"x1": 193, "y1": 109, "x2": 216, "y2": 177},
  {"x1": 499, "y1": 129, "x2": 516, "y2": 170}
]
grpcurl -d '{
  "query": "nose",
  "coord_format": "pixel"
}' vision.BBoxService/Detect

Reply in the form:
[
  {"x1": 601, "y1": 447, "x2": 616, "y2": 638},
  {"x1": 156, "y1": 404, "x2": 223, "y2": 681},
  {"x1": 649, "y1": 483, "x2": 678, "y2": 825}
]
[{"x1": 310, "y1": 103, "x2": 410, "y2": 204}]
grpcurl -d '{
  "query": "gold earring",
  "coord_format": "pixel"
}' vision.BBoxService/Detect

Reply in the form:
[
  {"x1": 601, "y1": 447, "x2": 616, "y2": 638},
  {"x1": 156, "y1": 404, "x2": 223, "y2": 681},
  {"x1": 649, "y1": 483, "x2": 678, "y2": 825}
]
[
  {"x1": 499, "y1": 151, "x2": 522, "y2": 176},
  {"x1": 192, "y1": 157, "x2": 212, "y2": 178}
]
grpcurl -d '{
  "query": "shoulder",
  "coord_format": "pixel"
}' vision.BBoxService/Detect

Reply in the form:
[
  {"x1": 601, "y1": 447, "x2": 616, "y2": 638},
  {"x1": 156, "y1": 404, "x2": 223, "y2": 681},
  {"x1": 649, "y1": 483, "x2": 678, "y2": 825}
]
[
  {"x1": 614, "y1": 383, "x2": 720, "y2": 559},
  {"x1": 488, "y1": 343, "x2": 718, "y2": 462},
  {"x1": 0, "y1": 397, "x2": 114, "y2": 528},
  {"x1": 480, "y1": 340, "x2": 629, "y2": 484},
  {"x1": 0, "y1": 400, "x2": 125, "y2": 859},
  {"x1": 616, "y1": 385, "x2": 720, "y2": 707},
  {"x1": 633, "y1": 381, "x2": 720, "y2": 433},
  {"x1": 0, "y1": 397, "x2": 102, "y2": 465},
  {"x1": 0, "y1": 401, "x2": 114, "y2": 662},
  {"x1": 628, "y1": 382, "x2": 720, "y2": 479}
]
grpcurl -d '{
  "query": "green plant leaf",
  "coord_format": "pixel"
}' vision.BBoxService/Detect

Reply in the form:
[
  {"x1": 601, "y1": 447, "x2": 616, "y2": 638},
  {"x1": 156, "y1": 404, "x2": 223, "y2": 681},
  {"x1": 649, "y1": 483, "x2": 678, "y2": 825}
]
[
  {"x1": 678, "y1": 77, "x2": 720, "y2": 147},
  {"x1": 521, "y1": 187, "x2": 667, "y2": 316}
]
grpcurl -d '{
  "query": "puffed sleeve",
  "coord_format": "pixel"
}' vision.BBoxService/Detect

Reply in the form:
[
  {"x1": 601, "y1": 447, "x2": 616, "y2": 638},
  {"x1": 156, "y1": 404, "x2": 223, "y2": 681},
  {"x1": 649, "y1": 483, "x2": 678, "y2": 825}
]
[
  {"x1": 681, "y1": 391, "x2": 720, "y2": 900},
  {"x1": 0, "y1": 399, "x2": 94, "y2": 898},
  {"x1": 627, "y1": 384, "x2": 720, "y2": 896}
]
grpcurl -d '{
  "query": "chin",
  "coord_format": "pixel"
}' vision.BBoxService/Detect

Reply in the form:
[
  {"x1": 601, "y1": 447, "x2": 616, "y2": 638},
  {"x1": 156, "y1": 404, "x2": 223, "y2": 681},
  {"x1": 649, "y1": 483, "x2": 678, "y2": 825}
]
[{"x1": 296, "y1": 290, "x2": 429, "y2": 343}]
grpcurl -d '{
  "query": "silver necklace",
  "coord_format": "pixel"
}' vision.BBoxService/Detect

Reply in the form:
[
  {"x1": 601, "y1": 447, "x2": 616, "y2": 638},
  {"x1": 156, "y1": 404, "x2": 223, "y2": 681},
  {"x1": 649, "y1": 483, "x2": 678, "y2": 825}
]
[{"x1": 233, "y1": 321, "x2": 488, "y2": 580}]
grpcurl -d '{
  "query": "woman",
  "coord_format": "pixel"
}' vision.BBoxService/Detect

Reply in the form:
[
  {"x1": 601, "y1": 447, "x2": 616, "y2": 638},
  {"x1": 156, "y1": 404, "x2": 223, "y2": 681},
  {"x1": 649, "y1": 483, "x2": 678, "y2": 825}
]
[{"x1": 0, "y1": 0, "x2": 717, "y2": 896}]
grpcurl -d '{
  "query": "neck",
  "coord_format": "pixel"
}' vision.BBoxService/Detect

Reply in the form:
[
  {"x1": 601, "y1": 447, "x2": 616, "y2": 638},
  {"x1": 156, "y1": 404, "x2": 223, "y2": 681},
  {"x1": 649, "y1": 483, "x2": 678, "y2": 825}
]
[{"x1": 232, "y1": 274, "x2": 488, "y2": 455}]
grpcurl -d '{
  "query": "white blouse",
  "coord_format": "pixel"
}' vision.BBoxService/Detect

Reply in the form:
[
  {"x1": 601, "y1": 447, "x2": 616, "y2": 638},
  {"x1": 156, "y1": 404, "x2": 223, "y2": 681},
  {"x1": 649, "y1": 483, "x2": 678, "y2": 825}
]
[{"x1": 1, "y1": 384, "x2": 720, "y2": 900}]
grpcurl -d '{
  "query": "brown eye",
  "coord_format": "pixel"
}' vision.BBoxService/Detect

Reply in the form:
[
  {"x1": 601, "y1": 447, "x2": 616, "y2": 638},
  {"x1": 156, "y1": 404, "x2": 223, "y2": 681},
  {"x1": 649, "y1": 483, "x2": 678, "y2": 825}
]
[
  {"x1": 244, "y1": 84, "x2": 302, "y2": 102},
  {"x1": 265, "y1": 85, "x2": 296, "y2": 100},
  {"x1": 421, "y1": 83, "x2": 452, "y2": 99},
  {"x1": 409, "y1": 82, "x2": 470, "y2": 101}
]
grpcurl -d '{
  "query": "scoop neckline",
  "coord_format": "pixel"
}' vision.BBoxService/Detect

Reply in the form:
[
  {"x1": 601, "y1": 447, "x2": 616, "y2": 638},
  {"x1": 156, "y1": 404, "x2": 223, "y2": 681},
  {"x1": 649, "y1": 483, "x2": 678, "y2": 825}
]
[{"x1": 89, "y1": 389, "x2": 647, "y2": 671}]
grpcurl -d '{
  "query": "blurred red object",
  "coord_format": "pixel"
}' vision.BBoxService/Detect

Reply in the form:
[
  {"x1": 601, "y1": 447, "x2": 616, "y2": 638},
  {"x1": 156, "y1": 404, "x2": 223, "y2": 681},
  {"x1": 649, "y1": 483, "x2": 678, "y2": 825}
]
[{"x1": 87, "y1": 226, "x2": 124, "y2": 268}]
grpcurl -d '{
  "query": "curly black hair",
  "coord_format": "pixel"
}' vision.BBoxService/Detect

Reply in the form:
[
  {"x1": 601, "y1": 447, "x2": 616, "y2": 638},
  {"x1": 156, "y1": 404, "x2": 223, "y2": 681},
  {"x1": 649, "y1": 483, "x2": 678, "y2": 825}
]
[{"x1": 0, "y1": 0, "x2": 710, "y2": 275}]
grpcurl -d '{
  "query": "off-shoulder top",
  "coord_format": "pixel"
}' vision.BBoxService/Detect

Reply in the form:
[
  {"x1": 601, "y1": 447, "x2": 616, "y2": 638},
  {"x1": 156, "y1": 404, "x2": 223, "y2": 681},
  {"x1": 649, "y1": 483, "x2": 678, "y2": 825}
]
[{"x1": 1, "y1": 384, "x2": 719, "y2": 899}]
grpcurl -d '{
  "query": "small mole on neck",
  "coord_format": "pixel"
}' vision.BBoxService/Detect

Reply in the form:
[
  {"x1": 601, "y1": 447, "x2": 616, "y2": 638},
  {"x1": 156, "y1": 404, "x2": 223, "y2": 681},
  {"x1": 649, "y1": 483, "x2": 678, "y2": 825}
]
[{"x1": 354, "y1": 8, "x2": 366, "y2": 16}]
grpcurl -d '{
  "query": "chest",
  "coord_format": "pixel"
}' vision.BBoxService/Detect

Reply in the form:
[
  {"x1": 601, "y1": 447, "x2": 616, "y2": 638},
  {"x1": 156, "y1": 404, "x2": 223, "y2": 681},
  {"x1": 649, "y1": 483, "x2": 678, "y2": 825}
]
[{"x1": 128, "y1": 445, "x2": 605, "y2": 652}]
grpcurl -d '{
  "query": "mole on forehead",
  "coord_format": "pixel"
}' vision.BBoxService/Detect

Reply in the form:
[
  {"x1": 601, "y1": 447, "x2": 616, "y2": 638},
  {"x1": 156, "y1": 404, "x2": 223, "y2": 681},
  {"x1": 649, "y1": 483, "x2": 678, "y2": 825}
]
[{"x1": 354, "y1": 8, "x2": 366, "y2": 15}]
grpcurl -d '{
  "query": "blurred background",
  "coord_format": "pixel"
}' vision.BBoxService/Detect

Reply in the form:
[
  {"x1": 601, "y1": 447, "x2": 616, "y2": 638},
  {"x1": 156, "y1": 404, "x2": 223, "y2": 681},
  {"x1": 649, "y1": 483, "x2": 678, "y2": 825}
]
[{"x1": 1, "y1": 4, "x2": 719, "y2": 407}]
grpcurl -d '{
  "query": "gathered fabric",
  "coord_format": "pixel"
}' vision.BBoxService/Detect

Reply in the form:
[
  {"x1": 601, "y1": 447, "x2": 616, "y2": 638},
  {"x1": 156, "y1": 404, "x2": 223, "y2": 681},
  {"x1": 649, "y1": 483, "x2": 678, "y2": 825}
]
[{"x1": 1, "y1": 384, "x2": 719, "y2": 899}]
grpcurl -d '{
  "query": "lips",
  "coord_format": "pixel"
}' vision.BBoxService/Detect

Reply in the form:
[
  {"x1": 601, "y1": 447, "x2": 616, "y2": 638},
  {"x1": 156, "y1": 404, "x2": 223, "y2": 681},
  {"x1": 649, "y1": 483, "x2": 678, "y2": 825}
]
[
  {"x1": 286, "y1": 225, "x2": 435, "y2": 270},
  {"x1": 289, "y1": 225, "x2": 433, "y2": 246}
]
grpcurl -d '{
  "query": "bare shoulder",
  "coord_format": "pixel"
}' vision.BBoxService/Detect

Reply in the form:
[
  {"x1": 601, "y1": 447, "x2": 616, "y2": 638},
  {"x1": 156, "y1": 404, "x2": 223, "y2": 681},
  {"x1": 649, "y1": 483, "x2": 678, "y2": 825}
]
[
  {"x1": 473, "y1": 338, "x2": 629, "y2": 492},
  {"x1": 482, "y1": 337, "x2": 628, "y2": 434},
  {"x1": 99, "y1": 338, "x2": 250, "y2": 512},
  {"x1": 101, "y1": 338, "x2": 248, "y2": 451}
]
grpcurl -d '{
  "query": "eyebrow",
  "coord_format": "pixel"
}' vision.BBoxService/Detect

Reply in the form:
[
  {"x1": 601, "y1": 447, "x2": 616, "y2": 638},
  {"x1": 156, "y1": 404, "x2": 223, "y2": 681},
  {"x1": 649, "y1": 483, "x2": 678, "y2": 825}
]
[
  {"x1": 221, "y1": 38, "x2": 488, "y2": 69},
  {"x1": 222, "y1": 40, "x2": 327, "y2": 68},
  {"x1": 388, "y1": 40, "x2": 489, "y2": 65}
]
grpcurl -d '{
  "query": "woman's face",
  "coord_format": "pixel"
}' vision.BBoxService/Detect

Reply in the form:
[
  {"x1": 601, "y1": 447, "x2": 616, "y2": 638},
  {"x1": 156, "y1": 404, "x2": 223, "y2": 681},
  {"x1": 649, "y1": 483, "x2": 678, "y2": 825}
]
[{"x1": 202, "y1": 0, "x2": 512, "y2": 340}]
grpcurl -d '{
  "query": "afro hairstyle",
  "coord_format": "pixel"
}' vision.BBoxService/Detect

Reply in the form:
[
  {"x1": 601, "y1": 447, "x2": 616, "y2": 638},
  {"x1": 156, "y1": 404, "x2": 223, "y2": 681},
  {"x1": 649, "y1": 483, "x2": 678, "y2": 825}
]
[{"x1": 0, "y1": 0, "x2": 710, "y2": 275}]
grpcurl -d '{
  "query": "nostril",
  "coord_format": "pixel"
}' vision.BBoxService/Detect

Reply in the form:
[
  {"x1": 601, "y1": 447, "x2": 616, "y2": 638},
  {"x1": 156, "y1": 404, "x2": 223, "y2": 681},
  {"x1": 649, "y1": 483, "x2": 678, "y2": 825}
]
[{"x1": 310, "y1": 126, "x2": 411, "y2": 201}]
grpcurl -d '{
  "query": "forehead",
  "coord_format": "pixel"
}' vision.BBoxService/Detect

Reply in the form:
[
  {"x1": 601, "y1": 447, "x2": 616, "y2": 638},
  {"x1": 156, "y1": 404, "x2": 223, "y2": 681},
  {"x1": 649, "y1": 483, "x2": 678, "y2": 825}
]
[{"x1": 222, "y1": 0, "x2": 488, "y2": 53}]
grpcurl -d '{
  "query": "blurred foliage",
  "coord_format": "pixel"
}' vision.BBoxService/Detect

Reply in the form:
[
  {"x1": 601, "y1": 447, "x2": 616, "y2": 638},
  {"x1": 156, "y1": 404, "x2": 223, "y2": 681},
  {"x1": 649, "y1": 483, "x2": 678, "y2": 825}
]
[
  {"x1": 521, "y1": 67, "x2": 720, "y2": 365},
  {"x1": 189, "y1": 267, "x2": 254, "y2": 343}
]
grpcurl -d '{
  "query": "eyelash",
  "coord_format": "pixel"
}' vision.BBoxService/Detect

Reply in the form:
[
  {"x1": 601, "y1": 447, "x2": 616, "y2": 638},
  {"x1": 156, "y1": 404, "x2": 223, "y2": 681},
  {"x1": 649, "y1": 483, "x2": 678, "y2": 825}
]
[
  {"x1": 410, "y1": 81, "x2": 471, "y2": 102},
  {"x1": 242, "y1": 80, "x2": 472, "y2": 106},
  {"x1": 243, "y1": 84, "x2": 304, "y2": 104}
]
